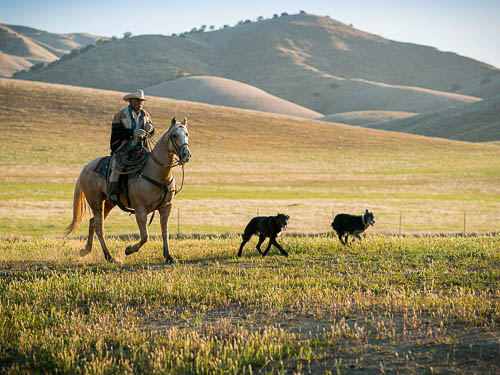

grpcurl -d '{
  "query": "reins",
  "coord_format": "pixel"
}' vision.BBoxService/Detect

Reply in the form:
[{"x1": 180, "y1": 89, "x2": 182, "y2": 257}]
[{"x1": 139, "y1": 123, "x2": 189, "y2": 225}]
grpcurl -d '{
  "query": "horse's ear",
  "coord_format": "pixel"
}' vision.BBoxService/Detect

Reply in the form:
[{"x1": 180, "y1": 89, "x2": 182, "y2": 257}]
[
  {"x1": 171, "y1": 117, "x2": 176, "y2": 126},
  {"x1": 182, "y1": 116, "x2": 188, "y2": 125}
]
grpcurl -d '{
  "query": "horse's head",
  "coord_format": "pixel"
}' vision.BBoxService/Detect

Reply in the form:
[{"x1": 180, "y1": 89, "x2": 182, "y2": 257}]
[{"x1": 167, "y1": 117, "x2": 191, "y2": 164}]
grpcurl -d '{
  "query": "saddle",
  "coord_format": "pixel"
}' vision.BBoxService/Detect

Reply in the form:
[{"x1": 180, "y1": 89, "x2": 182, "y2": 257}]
[{"x1": 93, "y1": 156, "x2": 134, "y2": 213}]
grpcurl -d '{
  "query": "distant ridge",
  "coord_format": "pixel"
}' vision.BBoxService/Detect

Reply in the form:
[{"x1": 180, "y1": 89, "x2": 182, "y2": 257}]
[
  {"x1": 14, "y1": 14, "x2": 498, "y2": 105},
  {"x1": 366, "y1": 95, "x2": 500, "y2": 142},
  {"x1": 0, "y1": 24, "x2": 104, "y2": 77},
  {"x1": 146, "y1": 76, "x2": 322, "y2": 119}
]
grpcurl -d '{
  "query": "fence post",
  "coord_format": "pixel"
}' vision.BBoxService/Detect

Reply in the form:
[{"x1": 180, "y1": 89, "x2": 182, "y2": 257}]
[
  {"x1": 463, "y1": 210, "x2": 466, "y2": 235},
  {"x1": 177, "y1": 208, "x2": 180, "y2": 237}
]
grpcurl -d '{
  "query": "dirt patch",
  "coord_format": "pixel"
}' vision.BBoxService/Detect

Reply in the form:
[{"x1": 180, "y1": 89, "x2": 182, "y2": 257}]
[{"x1": 136, "y1": 304, "x2": 499, "y2": 374}]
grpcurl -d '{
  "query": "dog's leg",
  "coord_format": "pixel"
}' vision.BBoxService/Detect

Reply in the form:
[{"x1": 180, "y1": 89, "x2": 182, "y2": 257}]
[
  {"x1": 261, "y1": 237, "x2": 273, "y2": 257},
  {"x1": 353, "y1": 233, "x2": 362, "y2": 242},
  {"x1": 255, "y1": 234, "x2": 265, "y2": 255},
  {"x1": 238, "y1": 235, "x2": 251, "y2": 257},
  {"x1": 271, "y1": 237, "x2": 288, "y2": 257},
  {"x1": 344, "y1": 234, "x2": 350, "y2": 246},
  {"x1": 338, "y1": 233, "x2": 346, "y2": 246}
]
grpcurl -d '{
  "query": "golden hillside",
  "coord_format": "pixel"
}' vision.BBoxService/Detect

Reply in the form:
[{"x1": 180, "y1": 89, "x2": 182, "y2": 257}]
[
  {"x1": 1, "y1": 78, "x2": 499, "y2": 235},
  {"x1": 0, "y1": 24, "x2": 103, "y2": 77},
  {"x1": 14, "y1": 14, "x2": 498, "y2": 116}
]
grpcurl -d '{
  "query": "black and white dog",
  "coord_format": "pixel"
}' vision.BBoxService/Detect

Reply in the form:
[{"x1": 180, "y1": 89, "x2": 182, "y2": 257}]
[
  {"x1": 331, "y1": 209, "x2": 375, "y2": 245},
  {"x1": 238, "y1": 213, "x2": 289, "y2": 257}
]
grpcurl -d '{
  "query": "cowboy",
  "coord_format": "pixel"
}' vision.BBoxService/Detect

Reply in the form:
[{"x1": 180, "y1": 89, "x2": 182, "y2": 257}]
[{"x1": 107, "y1": 89, "x2": 155, "y2": 203}]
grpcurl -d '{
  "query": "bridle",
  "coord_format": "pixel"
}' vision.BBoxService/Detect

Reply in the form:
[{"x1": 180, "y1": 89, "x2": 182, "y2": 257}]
[
  {"x1": 145, "y1": 122, "x2": 189, "y2": 197},
  {"x1": 150, "y1": 123, "x2": 190, "y2": 169}
]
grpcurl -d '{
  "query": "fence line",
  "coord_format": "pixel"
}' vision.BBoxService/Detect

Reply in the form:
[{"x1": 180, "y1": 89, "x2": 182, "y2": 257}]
[{"x1": 163, "y1": 207, "x2": 497, "y2": 237}]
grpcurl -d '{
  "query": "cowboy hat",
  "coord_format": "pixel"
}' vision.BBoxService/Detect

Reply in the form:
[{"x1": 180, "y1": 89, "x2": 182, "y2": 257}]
[{"x1": 123, "y1": 89, "x2": 146, "y2": 101}]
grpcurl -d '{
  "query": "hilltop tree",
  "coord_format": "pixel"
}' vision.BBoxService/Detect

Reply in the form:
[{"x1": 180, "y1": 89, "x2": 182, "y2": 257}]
[
  {"x1": 123, "y1": 31, "x2": 132, "y2": 38},
  {"x1": 209, "y1": 25, "x2": 215, "y2": 31}
]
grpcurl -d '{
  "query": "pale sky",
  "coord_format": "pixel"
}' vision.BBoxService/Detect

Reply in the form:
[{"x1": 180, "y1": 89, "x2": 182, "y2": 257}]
[{"x1": 1, "y1": 0, "x2": 499, "y2": 68}]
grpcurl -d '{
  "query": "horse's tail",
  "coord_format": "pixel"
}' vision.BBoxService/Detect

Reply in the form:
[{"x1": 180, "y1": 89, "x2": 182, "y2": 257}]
[{"x1": 64, "y1": 173, "x2": 88, "y2": 237}]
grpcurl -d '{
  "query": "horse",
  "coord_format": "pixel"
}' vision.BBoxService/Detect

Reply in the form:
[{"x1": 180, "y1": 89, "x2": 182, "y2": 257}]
[{"x1": 64, "y1": 117, "x2": 191, "y2": 263}]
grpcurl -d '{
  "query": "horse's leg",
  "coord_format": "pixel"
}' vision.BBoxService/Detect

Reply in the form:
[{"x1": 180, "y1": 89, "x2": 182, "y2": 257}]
[
  {"x1": 159, "y1": 203, "x2": 175, "y2": 264},
  {"x1": 93, "y1": 200, "x2": 116, "y2": 263},
  {"x1": 79, "y1": 217, "x2": 95, "y2": 257},
  {"x1": 80, "y1": 202, "x2": 114, "y2": 257},
  {"x1": 125, "y1": 208, "x2": 148, "y2": 256}
]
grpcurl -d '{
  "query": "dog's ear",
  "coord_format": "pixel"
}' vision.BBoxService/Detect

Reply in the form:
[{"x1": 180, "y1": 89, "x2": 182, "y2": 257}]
[
  {"x1": 171, "y1": 117, "x2": 176, "y2": 126},
  {"x1": 365, "y1": 209, "x2": 369, "y2": 213}
]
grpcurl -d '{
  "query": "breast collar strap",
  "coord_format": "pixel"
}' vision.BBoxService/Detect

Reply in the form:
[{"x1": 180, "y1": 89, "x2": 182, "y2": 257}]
[{"x1": 138, "y1": 172, "x2": 174, "y2": 191}]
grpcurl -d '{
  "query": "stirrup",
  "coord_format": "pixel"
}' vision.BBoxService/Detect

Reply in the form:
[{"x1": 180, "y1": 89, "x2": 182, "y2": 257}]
[{"x1": 107, "y1": 191, "x2": 119, "y2": 204}]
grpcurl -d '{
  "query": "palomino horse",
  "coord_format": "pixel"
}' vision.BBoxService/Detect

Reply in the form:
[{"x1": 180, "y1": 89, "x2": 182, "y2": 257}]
[{"x1": 65, "y1": 118, "x2": 191, "y2": 263}]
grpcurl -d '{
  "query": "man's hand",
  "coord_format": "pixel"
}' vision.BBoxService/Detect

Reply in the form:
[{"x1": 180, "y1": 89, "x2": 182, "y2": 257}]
[
  {"x1": 144, "y1": 123, "x2": 153, "y2": 133},
  {"x1": 134, "y1": 129, "x2": 147, "y2": 138}
]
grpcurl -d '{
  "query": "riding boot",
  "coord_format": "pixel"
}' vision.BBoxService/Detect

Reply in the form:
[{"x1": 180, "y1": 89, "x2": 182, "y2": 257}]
[{"x1": 107, "y1": 181, "x2": 119, "y2": 204}]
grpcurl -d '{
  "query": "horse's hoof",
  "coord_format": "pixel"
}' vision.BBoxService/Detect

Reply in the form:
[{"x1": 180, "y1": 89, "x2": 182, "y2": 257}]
[
  {"x1": 79, "y1": 248, "x2": 91, "y2": 257},
  {"x1": 125, "y1": 246, "x2": 137, "y2": 256}
]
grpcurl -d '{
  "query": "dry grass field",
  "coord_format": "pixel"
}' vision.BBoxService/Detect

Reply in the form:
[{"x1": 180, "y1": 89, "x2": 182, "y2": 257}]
[{"x1": 0, "y1": 79, "x2": 499, "y2": 373}]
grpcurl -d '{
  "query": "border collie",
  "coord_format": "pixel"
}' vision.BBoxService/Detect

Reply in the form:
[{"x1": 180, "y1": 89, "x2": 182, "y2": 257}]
[{"x1": 332, "y1": 209, "x2": 375, "y2": 245}]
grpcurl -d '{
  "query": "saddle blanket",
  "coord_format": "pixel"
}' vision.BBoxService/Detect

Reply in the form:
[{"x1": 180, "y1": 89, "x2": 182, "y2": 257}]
[{"x1": 93, "y1": 156, "x2": 110, "y2": 178}]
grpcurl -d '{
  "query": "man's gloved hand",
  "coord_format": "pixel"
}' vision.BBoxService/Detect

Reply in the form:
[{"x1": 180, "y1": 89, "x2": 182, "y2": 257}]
[
  {"x1": 144, "y1": 123, "x2": 153, "y2": 133},
  {"x1": 134, "y1": 129, "x2": 147, "y2": 138}
]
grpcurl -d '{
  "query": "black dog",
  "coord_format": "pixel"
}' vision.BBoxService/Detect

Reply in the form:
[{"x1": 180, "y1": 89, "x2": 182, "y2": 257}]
[
  {"x1": 332, "y1": 209, "x2": 375, "y2": 245},
  {"x1": 238, "y1": 214, "x2": 290, "y2": 257}
]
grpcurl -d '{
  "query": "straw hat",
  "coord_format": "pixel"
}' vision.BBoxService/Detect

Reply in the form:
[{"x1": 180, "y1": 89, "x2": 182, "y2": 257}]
[{"x1": 123, "y1": 89, "x2": 146, "y2": 101}]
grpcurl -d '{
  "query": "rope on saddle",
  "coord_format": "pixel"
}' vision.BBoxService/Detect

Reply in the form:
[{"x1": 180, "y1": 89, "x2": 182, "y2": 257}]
[{"x1": 115, "y1": 143, "x2": 150, "y2": 175}]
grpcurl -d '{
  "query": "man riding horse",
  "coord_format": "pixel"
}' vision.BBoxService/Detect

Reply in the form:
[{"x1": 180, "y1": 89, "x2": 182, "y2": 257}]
[{"x1": 107, "y1": 89, "x2": 155, "y2": 204}]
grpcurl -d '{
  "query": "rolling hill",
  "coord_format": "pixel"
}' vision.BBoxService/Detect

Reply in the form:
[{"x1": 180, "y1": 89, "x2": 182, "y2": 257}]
[
  {"x1": 145, "y1": 76, "x2": 322, "y2": 118},
  {"x1": 0, "y1": 24, "x2": 104, "y2": 77},
  {"x1": 365, "y1": 94, "x2": 500, "y2": 142},
  {"x1": 318, "y1": 110, "x2": 417, "y2": 126},
  {"x1": 13, "y1": 13, "x2": 498, "y2": 118}
]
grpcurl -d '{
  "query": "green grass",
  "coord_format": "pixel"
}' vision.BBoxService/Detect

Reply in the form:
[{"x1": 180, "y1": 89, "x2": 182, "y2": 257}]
[{"x1": 0, "y1": 235, "x2": 498, "y2": 373}]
